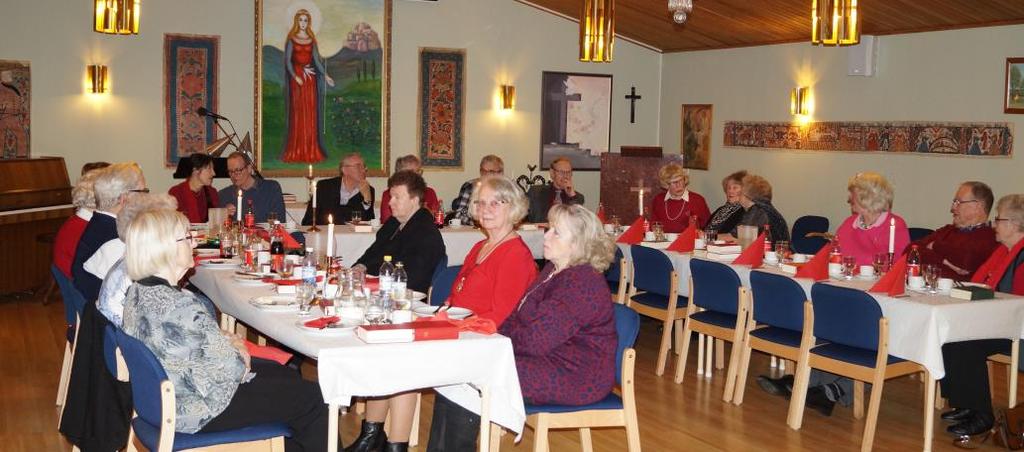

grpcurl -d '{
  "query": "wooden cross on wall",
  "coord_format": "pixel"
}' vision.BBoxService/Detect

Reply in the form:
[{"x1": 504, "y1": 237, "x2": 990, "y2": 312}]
[{"x1": 625, "y1": 86, "x2": 642, "y2": 124}]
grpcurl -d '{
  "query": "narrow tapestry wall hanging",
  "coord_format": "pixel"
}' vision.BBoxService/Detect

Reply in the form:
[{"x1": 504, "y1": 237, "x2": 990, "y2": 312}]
[
  {"x1": 164, "y1": 33, "x2": 220, "y2": 167},
  {"x1": 418, "y1": 48, "x2": 466, "y2": 170},
  {"x1": 0, "y1": 60, "x2": 30, "y2": 159}
]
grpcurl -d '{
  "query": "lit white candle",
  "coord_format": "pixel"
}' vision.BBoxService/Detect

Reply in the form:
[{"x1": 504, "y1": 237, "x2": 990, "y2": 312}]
[
  {"x1": 638, "y1": 188, "x2": 644, "y2": 217},
  {"x1": 888, "y1": 217, "x2": 895, "y2": 254},
  {"x1": 326, "y1": 214, "x2": 334, "y2": 258},
  {"x1": 311, "y1": 181, "x2": 317, "y2": 209},
  {"x1": 308, "y1": 164, "x2": 313, "y2": 178},
  {"x1": 236, "y1": 189, "x2": 242, "y2": 222}
]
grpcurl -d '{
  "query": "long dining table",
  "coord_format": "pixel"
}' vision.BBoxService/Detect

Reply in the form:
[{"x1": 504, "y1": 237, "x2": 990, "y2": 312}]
[
  {"x1": 190, "y1": 265, "x2": 526, "y2": 452},
  {"x1": 617, "y1": 242, "x2": 1024, "y2": 451}
]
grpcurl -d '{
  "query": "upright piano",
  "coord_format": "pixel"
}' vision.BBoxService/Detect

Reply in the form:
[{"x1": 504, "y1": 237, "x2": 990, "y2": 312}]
[{"x1": 0, "y1": 157, "x2": 73, "y2": 294}]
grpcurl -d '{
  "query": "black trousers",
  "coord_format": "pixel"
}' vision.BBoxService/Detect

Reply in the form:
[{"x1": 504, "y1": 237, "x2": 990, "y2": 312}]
[
  {"x1": 201, "y1": 359, "x2": 331, "y2": 452},
  {"x1": 940, "y1": 339, "x2": 1011, "y2": 417},
  {"x1": 426, "y1": 394, "x2": 480, "y2": 452}
]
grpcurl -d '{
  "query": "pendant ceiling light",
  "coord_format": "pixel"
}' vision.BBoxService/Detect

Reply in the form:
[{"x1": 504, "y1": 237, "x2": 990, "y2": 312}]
[
  {"x1": 812, "y1": 0, "x2": 859, "y2": 46},
  {"x1": 579, "y1": 0, "x2": 614, "y2": 63},
  {"x1": 668, "y1": 0, "x2": 693, "y2": 24},
  {"x1": 94, "y1": 0, "x2": 141, "y2": 35}
]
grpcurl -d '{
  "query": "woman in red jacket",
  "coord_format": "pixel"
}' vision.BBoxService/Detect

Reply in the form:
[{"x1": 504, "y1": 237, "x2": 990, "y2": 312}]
[{"x1": 649, "y1": 163, "x2": 710, "y2": 233}]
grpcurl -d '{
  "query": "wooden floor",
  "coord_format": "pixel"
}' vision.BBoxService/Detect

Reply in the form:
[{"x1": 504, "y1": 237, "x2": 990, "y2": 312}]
[{"x1": 3, "y1": 290, "x2": 1014, "y2": 451}]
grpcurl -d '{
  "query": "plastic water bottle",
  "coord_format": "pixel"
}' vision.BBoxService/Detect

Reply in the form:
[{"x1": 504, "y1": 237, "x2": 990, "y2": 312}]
[
  {"x1": 379, "y1": 255, "x2": 395, "y2": 295},
  {"x1": 392, "y1": 262, "x2": 408, "y2": 300},
  {"x1": 301, "y1": 247, "x2": 317, "y2": 286}
]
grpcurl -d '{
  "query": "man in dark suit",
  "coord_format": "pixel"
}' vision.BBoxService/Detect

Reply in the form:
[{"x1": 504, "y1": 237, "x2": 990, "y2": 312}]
[
  {"x1": 302, "y1": 153, "x2": 375, "y2": 225},
  {"x1": 526, "y1": 157, "x2": 584, "y2": 223}
]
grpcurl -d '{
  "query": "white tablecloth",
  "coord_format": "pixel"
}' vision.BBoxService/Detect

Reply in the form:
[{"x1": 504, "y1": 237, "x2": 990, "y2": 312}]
[
  {"x1": 303, "y1": 224, "x2": 545, "y2": 267},
  {"x1": 616, "y1": 243, "x2": 1024, "y2": 379},
  {"x1": 189, "y1": 266, "x2": 526, "y2": 437}
]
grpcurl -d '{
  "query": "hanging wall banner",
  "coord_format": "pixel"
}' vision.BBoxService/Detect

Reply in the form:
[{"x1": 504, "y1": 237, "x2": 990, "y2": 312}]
[
  {"x1": 164, "y1": 34, "x2": 220, "y2": 168},
  {"x1": 418, "y1": 48, "x2": 465, "y2": 170}
]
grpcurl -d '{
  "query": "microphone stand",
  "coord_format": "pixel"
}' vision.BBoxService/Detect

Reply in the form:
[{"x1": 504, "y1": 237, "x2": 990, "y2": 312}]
[{"x1": 203, "y1": 111, "x2": 262, "y2": 179}]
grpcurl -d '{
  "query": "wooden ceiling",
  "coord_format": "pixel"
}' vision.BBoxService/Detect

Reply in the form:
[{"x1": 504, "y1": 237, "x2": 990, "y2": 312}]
[{"x1": 518, "y1": 0, "x2": 1024, "y2": 53}]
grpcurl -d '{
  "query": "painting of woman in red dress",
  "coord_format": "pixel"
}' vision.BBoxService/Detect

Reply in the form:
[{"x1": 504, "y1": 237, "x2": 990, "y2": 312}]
[{"x1": 281, "y1": 9, "x2": 334, "y2": 163}]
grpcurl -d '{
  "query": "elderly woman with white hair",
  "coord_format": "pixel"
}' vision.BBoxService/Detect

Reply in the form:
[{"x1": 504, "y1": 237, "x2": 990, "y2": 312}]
[
  {"x1": 120, "y1": 208, "x2": 329, "y2": 452},
  {"x1": 834, "y1": 171, "x2": 910, "y2": 265},
  {"x1": 649, "y1": 162, "x2": 711, "y2": 232},
  {"x1": 729, "y1": 174, "x2": 790, "y2": 243},
  {"x1": 54, "y1": 165, "x2": 108, "y2": 279}
]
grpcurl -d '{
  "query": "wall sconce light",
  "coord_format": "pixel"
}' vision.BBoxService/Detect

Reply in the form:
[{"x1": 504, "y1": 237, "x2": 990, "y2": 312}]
[
  {"x1": 500, "y1": 85, "x2": 516, "y2": 110},
  {"x1": 811, "y1": 0, "x2": 859, "y2": 46},
  {"x1": 88, "y1": 65, "x2": 109, "y2": 94},
  {"x1": 579, "y1": 0, "x2": 614, "y2": 62},
  {"x1": 94, "y1": 0, "x2": 141, "y2": 35},
  {"x1": 790, "y1": 87, "x2": 809, "y2": 116}
]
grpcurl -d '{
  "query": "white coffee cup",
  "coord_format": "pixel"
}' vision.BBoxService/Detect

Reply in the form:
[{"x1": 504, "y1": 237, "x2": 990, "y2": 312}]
[
  {"x1": 792, "y1": 254, "x2": 808, "y2": 263},
  {"x1": 828, "y1": 262, "x2": 843, "y2": 276},
  {"x1": 908, "y1": 276, "x2": 925, "y2": 290},
  {"x1": 391, "y1": 309, "x2": 413, "y2": 324},
  {"x1": 665, "y1": 233, "x2": 679, "y2": 242},
  {"x1": 369, "y1": 218, "x2": 381, "y2": 227},
  {"x1": 764, "y1": 251, "x2": 779, "y2": 263},
  {"x1": 937, "y1": 278, "x2": 954, "y2": 293},
  {"x1": 694, "y1": 238, "x2": 706, "y2": 250},
  {"x1": 859, "y1": 265, "x2": 875, "y2": 278},
  {"x1": 644, "y1": 231, "x2": 656, "y2": 241},
  {"x1": 604, "y1": 223, "x2": 615, "y2": 234},
  {"x1": 450, "y1": 218, "x2": 462, "y2": 227}
]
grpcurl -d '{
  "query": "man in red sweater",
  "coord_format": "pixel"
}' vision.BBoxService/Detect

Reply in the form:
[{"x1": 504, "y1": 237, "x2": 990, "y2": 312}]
[{"x1": 910, "y1": 181, "x2": 999, "y2": 281}]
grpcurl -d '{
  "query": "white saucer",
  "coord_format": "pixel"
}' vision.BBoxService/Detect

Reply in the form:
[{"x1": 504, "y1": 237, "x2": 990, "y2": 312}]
[
  {"x1": 295, "y1": 319, "x2": 358, "y2": 336},
  {"x1": 249, "y1": 295, "x2": 299, "y2": 311},
  {"x1": 412, "y1": 306, "x2": 473, "y2": 319},
  {"x1": 199, "y1": 258, "x2": 241, "y2": 269}
]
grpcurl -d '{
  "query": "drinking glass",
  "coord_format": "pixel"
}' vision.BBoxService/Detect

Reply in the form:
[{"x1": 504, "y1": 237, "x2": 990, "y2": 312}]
[
  {"x1": 296, "y1": 283, "x2": 315, "y2": 316},
  {"x1": 610, "y1": 215, "x2": 621, "y2": 233},
  {"x1": 842, "y1": 255, "x2": 857, "y2": 280},
  {"x1": 923, "y1": 264, "x2": 940, "y2": 294},
  {"x1": 704, "y1": 228, "x2": 717, "y2": 243},
  {"x1": 364, "y1": 294, "x2": 386, "y2": 324},
  {"x1": 351, "y1": 212, "x2": 362, "y2": 225},
  {"x1": 266, "y1": 212, "x2": 278, "y2": 226},
  {"x1": 872, "y1": 252, "x2": 888, "y2": 275},
  {"x1": 652, "y1": 222, "x2": 665, "y2": 241},
  {"x1": 775, "y1": 241, "x2": 791, "y2": 262},
  {"x1": 280, "y1": 260, "x2": 295, "y2": 279}
]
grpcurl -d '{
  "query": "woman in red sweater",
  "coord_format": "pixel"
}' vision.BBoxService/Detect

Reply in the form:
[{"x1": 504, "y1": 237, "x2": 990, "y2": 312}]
[
  {"x1": 168, "y1": 153, "x2": 220, "y2": 223},
  {"x1": 649, "y1": 163, "x2": 710, "y2": 233},
  {"x1": 53, "y1": 164, "x2": 108, "y2": 278}
]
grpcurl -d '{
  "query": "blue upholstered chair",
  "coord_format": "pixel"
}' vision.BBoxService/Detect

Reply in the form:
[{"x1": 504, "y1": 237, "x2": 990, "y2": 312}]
[
  {"x1": 53, "y1": 264, "x2": 87, "y2": 410},
  {"x1": 524, "y1": 303, "x2": 642, "y2": 452},
  {"x1": 908, "y1": 227, "x2": 934, "y2": 242},
  {"x1": 673, "y1": 259, "x2": 748, "y2": 402},
  {"x1": 627, "y1": 245, "x2": 687, "y2": 376},
  {"x1": 605, "y1": 247, "x2": 628, "y2": 303},
  {"x1": 428, "y1": 258, "x2": 462, "y2": 307},
  {"x1": 790, "y1": 284, "x2": 928, "y2": 452},
  {"x1": 113, "y1": 328, "x2": 291, "y2": 452},
  {"x1": 790, "y1": 215, "x2": 830, "y2": 255},
  {"x1": 732, "y1": 271, "x2": 815, "y2": 423}
]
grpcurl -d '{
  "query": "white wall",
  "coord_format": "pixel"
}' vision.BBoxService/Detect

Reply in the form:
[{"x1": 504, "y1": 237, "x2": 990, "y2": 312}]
[
  {"x1": 660, "y1": 25, "x2": 1024, "y2": 229},
  {"x1": 0, "y1": 0, "x2": 662, "y2": 211}
]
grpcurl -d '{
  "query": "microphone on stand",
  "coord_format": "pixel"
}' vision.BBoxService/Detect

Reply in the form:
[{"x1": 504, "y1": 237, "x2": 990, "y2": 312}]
[{"x1": 196, "y1": 107, "x2": 229, "y2": 121}]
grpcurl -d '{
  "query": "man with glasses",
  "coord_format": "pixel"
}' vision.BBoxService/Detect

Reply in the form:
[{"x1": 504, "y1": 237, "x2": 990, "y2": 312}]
[
  {"x1": 72, "y1": 162, "x2": 147, "y2": 302},
  {"x1": 908, "y1": 181, "x2": 999, "y2": 281},
  {"x1": 379, "y1": 154, "x2": 439, "y2": 223},
  {"x1": 451, "y1": 154, "x2": 505, "y2": 225},
  {"x1": 217, "y1": 151, "x2": 286, "y2": 223},
  {"x1": 525, "y1": 157, "x2": 584, "y2": 223},
  {"x1": 301, "y1": 152, "x2": 375, "y2": 225}
]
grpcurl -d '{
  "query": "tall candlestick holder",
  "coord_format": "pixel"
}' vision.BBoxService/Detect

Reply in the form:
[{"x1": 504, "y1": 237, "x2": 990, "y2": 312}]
[{"x1": 307, "y1": 175, "x2": 321, "y2": 232}]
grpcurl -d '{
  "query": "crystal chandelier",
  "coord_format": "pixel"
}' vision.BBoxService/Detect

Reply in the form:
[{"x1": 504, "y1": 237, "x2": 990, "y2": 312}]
[{"x1": 668, "y1": 0, "x2": 693, "y2": 24}]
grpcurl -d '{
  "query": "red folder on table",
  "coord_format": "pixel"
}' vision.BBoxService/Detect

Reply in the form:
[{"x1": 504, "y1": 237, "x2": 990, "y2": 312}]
[
  {"x1": 666, "y1": 223, "x2": 697, "y2": 253},
  {"x1": 870, "y1": 255, "x2": 907, "y2": 297},
  {"x1": 794, "y1": 244, "x2": 832, "y2": 281},
  {"x1": 616, "y1": 217, "x2": 646, "y2": 245},
  {"x1": 732, "y1": 232, "x2": 766, "y2": 269}
]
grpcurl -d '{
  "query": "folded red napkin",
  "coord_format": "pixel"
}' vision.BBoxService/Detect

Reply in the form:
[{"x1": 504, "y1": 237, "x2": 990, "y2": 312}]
[
  {"x1": 795, "y1": 243, "x2": 832, "y2": 281},
  {"x1": 264, "y1": 275, "x2": 324, "y2": 285},
  {"x1": 244, "y1": 340, "x2": 293, "y2": 365},
  {"x1": 732, "y1": 232, "x2": 767, "y2": 268},
  {"x1": 303, "y1": 316, "x2": 340, "y2": 329},
  {"x1": 616, "y1": 217, "x2": 646, "y2": 245},
  {"x1": 429, "y1": 311, "x2": 497, "y2": 335},
  {"x1": 666, "y1": 223, "x2": 697, "y2": 253},
  {"x1": 255, "y1": 228, "x2": 301, "y2": 249},
  {"x1": 364, "y1": 279, "x2": 380, "y2": 293},
  {"x1": 870, "y1": 255, "x2": 907, "y2": 297}
]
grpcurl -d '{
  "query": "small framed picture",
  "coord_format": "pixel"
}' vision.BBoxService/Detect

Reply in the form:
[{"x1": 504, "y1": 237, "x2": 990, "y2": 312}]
[{"x1": 1005, "y1": 57, "x2": 1024, "y2": 114}]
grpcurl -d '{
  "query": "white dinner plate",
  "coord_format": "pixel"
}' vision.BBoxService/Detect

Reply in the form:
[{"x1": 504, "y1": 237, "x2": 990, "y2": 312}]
[
  {"x1": 412, "y1": 306, "x2": 473, "y2": 320},
  {"x1": 249, "y1": 295, "x2": 299, "y2": 312},
  {"x1": 199, "y1": 258, "x2": 241, "y2": 269},
  {"x1": 394, "y1": 290, "x2": 427, "y2": 302},
  {"x1": 233, "y1": 273, "x2": 273, "y2": 286},
  {"x1": 295, "y1": 319, "x2": 359, "y2": 336},
  {"x1": 855, "y1": 274, "x2": 879, "y2": 281}
]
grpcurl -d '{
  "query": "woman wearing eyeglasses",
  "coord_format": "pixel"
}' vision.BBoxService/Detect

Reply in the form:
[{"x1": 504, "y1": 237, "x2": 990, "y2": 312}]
[
  {"x1": 424, "y1": 176, "x2": 538, "y2": 452},
  {"x1": 120, "y1": 208, "x2": 329, "y2": 452}
]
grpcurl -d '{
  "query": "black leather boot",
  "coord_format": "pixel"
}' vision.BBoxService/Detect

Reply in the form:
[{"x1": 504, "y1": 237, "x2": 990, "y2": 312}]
[
  {"x1": 383, "y1": 442, "x2": 408, "y2": 452},
  {"x1": 344, "y1": 420, "x2": 387, "y2": 452}
]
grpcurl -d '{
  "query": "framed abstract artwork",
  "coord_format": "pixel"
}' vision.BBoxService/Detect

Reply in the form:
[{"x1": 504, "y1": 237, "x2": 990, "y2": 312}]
[
  {"x1": 1006, "y1": 57, "x2": 1024, "y2": 114},
  {"x1": 418, "y1": 48, "x2": 466, "y2": 170},
  {"x1": 254, "y1": 0, "x2": 392, "y2": 177},
  {"x1": 164, "y1": 33, "x2": 220, "y2": 168},
  {"x1": 539, "y1": 71, "x2": 612, "y2": 171},
  {"x1": 681, "y1": 104, "x2": 712, "y2": 170},
  {"x1": 0, "y1": 60, "x2": 30, "y2": 159}
]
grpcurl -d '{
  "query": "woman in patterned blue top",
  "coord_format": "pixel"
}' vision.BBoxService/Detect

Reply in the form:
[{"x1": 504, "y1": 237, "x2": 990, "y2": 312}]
[{"x1": 120, "y1": 208, "x2": 330, "y2": 452}]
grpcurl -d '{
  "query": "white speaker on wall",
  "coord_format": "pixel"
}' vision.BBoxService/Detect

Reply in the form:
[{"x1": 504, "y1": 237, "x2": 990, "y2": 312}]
[{"x1": 847, "y1": 35, "x2": 879, "y2": 77}]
